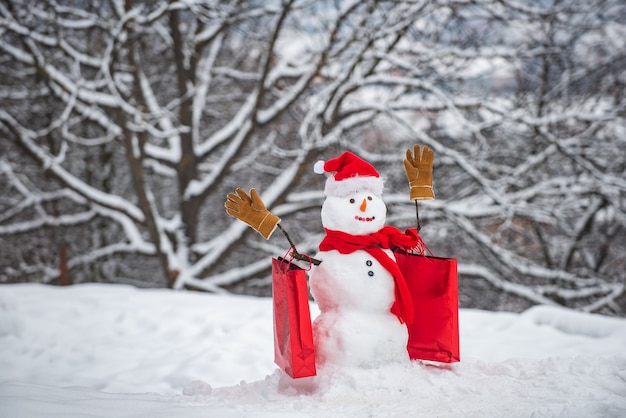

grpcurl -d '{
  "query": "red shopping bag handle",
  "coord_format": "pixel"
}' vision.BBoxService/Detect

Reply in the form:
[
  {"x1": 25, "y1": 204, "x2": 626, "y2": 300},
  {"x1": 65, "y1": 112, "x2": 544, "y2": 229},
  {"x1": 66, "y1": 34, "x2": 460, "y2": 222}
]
[
  {"x1": 280, "y1": 246, "x2": 314, "y2": 272},
  {"x1": 402, "y1": 229, "x2": 435, "y2": 257}
]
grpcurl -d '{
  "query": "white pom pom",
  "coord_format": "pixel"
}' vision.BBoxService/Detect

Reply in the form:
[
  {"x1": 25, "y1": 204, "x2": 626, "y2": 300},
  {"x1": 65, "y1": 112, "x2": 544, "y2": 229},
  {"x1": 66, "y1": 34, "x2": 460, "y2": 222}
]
[{"x1": 313, "y1": 160, "x2": 326, "y2": 174}]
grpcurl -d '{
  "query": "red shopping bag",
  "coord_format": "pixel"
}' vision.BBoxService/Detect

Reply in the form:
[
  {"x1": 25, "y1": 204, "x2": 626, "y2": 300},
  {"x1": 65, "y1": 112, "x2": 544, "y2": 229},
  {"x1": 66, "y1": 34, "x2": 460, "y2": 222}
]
[
  {"x1": 272, "y1": 257, "x2": 317, "y2": 378},
  {"x1": 395, "y1": 249, "x2": 460, "y2": 363}
]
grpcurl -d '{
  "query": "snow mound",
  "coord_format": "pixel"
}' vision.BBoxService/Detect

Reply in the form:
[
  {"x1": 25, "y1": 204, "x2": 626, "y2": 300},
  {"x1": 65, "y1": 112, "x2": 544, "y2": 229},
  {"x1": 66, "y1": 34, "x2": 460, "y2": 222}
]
[{"x1": 1, "y1": 284, "x2": 625, "y2": 417}]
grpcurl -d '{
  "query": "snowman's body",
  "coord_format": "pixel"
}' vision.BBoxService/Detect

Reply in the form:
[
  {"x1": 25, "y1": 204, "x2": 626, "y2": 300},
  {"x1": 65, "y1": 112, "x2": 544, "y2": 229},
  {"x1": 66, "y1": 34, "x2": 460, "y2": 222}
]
[{"x1": 309, "y1": 190, "x2": 409, "y2": 367}]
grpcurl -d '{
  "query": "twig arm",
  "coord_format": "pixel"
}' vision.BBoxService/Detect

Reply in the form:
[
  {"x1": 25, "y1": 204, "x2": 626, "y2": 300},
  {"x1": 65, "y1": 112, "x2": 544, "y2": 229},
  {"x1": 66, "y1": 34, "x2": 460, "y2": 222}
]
[
  {"x1": 277, "y1": 224, "x2": 321, "y2": 265},
  {"x1": 415, "y1": 200, "x2": 421, "y2": 232}
]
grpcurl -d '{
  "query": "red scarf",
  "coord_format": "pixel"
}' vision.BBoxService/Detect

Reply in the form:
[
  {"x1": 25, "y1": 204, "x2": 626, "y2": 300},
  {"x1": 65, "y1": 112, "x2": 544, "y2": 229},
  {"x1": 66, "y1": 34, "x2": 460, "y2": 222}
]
[{"x1": 319, "y1": 226, "x2": 420, "y2": 324}]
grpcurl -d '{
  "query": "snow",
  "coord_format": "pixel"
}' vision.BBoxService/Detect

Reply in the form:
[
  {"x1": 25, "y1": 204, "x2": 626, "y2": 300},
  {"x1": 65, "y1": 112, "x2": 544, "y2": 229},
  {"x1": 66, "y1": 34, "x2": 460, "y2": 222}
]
[{"x1": 1, "y1": 283, "x2": 625, "y2": 417}]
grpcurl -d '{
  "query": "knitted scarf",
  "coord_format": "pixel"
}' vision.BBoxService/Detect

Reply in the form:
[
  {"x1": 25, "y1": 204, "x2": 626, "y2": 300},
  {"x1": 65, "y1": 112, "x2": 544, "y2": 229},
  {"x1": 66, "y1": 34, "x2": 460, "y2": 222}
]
[{"x1": 319, "y1": 226, "x2": 420, "y2": 324}]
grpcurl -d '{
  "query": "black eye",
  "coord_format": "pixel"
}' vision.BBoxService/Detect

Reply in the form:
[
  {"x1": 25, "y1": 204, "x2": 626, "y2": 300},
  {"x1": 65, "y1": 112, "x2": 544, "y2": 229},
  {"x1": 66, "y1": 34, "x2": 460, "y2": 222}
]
[
  {"x1": 349, "y1": 198, "x2": 355, "y2": 204},
  {"x1": 367, "y1": 196, "x2": 373, "y2": 201}
]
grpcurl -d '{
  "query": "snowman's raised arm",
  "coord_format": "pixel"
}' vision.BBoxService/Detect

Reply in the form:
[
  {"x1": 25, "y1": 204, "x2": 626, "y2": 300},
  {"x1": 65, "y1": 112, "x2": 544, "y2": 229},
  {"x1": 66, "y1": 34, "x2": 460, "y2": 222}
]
[
  {"x1": 404, "y1": 145, "x2": 435, "y2": 201},
  {"x1": 224, "y1": 187, "x2": 321, "y2": 265},
  {"x1": 224, "y1": 188, "x2": 281, "y2": 240}
]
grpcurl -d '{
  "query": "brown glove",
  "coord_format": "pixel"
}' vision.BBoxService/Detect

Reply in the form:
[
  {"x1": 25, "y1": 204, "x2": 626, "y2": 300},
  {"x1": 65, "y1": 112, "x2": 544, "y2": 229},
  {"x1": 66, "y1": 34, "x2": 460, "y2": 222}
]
[
  {"x1": 404, "y1": 145, "x2": 435, "y2": 200},
  {"x1": 224, "y1": 188, "x2": 281, "y2": 239}
]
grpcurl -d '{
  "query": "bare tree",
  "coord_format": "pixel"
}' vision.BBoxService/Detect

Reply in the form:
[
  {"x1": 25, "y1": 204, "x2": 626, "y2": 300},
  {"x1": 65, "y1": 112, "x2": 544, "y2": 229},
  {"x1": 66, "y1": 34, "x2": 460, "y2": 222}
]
[{"x1": 0, "y1": 0, "x2": 624, "y2": 314}]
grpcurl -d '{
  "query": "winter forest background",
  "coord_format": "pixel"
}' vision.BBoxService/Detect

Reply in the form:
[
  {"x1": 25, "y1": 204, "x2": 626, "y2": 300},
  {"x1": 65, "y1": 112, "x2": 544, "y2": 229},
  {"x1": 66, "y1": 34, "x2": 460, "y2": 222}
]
[{"x1": 0, "y1": 0, "x2": 624, "y2": 316}]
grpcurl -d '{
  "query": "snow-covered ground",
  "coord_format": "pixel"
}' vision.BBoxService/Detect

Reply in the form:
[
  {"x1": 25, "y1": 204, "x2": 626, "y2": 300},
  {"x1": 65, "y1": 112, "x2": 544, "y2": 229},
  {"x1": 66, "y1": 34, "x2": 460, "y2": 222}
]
[{"x1": 0, "y1": 283, "x2": 625, "y2": 417}]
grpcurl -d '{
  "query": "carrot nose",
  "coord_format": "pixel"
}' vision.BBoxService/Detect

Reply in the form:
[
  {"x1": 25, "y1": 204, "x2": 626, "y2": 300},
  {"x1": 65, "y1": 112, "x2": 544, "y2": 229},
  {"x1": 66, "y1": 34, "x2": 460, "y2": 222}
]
[{"x1": 360, "y1": 198, "x2": 367, "y2": 212}]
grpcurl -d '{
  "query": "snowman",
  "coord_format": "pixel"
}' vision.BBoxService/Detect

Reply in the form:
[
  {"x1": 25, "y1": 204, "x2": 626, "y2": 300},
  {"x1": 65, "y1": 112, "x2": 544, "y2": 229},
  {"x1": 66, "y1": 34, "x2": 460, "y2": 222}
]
[
  {"x1": 310, "y1": 152, "x2": 419, "y2": 367},
  {"x1": 225, "y1": 147, "x2": 435, "y2": 369}
]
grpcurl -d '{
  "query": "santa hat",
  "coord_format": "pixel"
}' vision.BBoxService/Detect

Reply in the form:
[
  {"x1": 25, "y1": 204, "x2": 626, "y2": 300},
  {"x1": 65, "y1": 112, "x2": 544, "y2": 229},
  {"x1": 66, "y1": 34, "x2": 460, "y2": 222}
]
[{"x1": 314, "y1": 151, "x2": 384, "y2": 197}]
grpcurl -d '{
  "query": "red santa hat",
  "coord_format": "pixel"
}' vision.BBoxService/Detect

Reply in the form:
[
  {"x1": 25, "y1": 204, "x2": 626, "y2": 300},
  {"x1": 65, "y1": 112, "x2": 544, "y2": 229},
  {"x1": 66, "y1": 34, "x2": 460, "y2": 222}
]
[{"x1": 314, "y1": 151, "x2": 384, "y2": 197}]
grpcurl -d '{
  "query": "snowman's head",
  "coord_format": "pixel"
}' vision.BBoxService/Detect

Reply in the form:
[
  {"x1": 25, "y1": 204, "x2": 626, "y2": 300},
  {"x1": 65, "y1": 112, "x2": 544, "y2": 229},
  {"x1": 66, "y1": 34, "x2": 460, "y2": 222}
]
[
  {"x1": 315, "y1": 151, "x2": 388, "y2": 235},
  {"x1": 321, "y1": 191, "x2": 387, "y2": 235}
]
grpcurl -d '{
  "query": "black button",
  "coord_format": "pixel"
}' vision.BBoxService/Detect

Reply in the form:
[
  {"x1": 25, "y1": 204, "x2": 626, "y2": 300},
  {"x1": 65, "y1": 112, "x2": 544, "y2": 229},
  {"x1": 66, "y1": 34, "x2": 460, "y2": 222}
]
[
  {"x1": 368, "y1": 271, "x2": 374, "y2": 277},
  {"x1": 366, "y1": 260, "x2": 373, "y2": 267}
]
